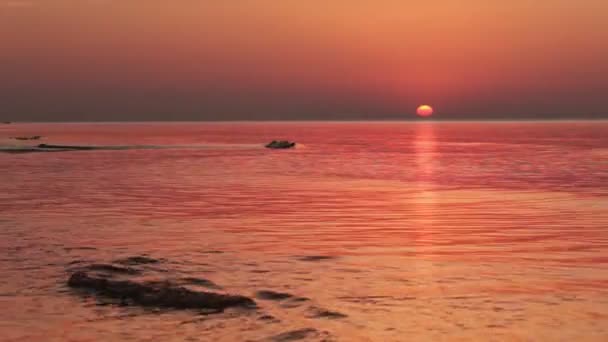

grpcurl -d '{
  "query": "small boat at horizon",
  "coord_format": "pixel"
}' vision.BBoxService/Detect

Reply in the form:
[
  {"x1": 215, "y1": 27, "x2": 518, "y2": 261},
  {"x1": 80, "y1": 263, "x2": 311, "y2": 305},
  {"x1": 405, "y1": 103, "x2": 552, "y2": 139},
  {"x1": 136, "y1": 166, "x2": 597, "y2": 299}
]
[{"x1": 265, "y1": 140, "x2": 296, "y2": 149}]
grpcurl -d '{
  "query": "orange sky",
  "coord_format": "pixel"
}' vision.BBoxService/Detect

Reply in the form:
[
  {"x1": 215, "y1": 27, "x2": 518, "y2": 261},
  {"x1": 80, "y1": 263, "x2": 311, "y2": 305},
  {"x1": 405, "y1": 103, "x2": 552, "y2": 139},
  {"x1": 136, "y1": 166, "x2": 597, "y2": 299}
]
[{"x1": 1, "y1": 0, "x2": 607, "y2": 120}]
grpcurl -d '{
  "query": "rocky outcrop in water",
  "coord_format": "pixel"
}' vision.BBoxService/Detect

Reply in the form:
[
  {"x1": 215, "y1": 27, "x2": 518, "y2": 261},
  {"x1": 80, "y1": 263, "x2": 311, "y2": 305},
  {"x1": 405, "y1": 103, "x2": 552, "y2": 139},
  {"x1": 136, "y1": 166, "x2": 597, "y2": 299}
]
[
  {"x1": 256, "y1": 290, "x2": 295, "y2": 301},
  {"x1": 68, "y1": 271, "x2": 256, "y2": 311},
  {"x1": 180, "y1": 277, "x2": 222, "y2": 290},
  {"x1": 307, "y1": 307, "x2": 347, "y2": 319},
  {"x1": 298, "y1": 255, "x2": 336, "y2": 262},
  {"x1": 85, "y1": 263, "x2": 141, "y2": 275},
  {"x1": 255, "y1": 290, "x2": 310, "y2": 308},
  {"x1": 67, "y1": 257, "x2": 255, "y2": 312},
  {"x1": 270, "y1": 328, "x2": 320, "y2": 341},
  {"x1": 265, "y1": 140, "x2": 296, "y2": 149},
  {"x1": 66, "y1": 254, "x2": 345, "y2": 332},
  {"x1": 114, "y1": 256, "x2": 162, "y2": 265}
]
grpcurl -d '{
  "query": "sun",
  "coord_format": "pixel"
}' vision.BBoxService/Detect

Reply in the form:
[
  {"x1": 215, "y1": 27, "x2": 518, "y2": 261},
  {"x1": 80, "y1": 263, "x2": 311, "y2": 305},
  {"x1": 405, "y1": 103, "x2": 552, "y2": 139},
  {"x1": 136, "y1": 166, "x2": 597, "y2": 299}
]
[{"x1": 416, "y1": 105, "x2": 434, "y2": 117}]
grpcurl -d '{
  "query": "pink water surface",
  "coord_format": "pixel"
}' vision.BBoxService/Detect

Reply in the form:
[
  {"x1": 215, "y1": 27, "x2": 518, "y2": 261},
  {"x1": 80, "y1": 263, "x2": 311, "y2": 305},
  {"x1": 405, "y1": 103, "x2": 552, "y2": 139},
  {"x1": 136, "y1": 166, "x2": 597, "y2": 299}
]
[{"x1": 0, "y1": 122, "x2": 607, "y2": 341}]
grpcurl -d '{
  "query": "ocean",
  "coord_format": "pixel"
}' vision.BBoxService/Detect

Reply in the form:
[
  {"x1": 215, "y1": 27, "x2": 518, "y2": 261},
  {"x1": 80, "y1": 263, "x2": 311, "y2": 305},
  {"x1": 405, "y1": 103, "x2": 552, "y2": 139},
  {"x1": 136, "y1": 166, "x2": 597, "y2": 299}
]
[{"x1": 1, "y1": 121, "x2": 607, "y2": 341}]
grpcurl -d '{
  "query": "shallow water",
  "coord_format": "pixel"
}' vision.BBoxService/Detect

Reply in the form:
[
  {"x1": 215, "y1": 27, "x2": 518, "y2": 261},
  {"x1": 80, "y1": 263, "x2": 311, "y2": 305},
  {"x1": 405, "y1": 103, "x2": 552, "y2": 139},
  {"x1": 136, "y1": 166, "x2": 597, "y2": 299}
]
[{"x1": 1, "y1": 121, "x2": 607, "y2": 341}]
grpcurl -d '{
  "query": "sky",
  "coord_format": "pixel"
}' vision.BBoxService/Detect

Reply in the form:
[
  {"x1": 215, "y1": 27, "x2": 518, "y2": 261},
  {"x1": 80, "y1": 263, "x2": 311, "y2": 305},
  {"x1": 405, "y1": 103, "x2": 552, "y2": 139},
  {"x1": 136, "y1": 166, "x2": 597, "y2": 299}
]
[{"x1": 1, "y1": 0, "x2": 607, "y2": 121}]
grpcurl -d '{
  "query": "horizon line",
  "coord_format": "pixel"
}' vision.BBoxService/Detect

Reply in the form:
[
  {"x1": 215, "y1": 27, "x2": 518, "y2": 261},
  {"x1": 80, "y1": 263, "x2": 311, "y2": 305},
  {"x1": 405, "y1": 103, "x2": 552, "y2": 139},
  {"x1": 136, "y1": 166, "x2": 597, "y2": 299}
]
[{"x1": 4, "y1": 118, "x2": 608, "y2": 124}]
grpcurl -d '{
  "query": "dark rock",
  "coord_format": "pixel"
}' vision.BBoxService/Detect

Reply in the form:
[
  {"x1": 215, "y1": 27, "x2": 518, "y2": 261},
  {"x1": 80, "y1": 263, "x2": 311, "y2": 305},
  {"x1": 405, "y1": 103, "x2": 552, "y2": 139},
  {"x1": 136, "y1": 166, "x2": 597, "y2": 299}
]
[
  {"x1": 251, "y1": 269, "x2": 270, "y2": 274},
  {"x1": 279, "y1": 297, "x2": 310, "y2": 309},
  {"x1": 258, "y1": 314, "x2": 279, "y2": 322},
  {"x1": 289, "y1": 296, "x2": 310, "y2": 303},
  {"x1": 114, "y1": 256, "x2": 161, "y2": 265},
  {"x1": 181, "y1": 277, "x2": 222, "y2": 290},
  {"x1": 84, "y1": 263, "x2": 141, "y2": 275},
  {"x1": 298, "y1": 255, "x2": 335, "y2": 262},
  {"x1": 265, "y1": 140, "x2": 296, "y2": 149},
  {"x1": 67, "y1": 271, "x2": 256, "y2": 311},
  {"x1": 64, "y1": 246, "x2": 97, "y2": 252},
  {"x1": 256, "y1": 290, "x2": 294, "y2": 301},
  {"x1": 201, "y1": 250, "x2": 224, "y2": 254},
  {"x1": 68, "y1": 260, "x2": 88, "y2": 265},
  {"x1": 307, "y1": 307, "x2": 347, "y2": 319},
  {"x1": 270, "y1": 328, "x2": 318, "y2": 341}
]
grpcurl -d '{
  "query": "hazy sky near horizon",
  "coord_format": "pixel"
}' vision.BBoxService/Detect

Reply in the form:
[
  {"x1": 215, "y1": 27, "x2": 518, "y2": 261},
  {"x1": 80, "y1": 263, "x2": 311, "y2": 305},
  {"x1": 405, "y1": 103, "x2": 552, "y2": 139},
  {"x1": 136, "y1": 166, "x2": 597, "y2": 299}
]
[{"x1": 1, "y1": 1, "x2": 607, "y2": 121}]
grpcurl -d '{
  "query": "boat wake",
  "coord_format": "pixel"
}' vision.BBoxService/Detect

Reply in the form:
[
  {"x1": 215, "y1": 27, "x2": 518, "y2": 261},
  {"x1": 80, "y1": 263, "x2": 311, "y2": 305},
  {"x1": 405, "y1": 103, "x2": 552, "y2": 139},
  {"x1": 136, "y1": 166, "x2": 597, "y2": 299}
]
[{"x1": 0, "y1": 142, "x2": 264, "y2": 153}]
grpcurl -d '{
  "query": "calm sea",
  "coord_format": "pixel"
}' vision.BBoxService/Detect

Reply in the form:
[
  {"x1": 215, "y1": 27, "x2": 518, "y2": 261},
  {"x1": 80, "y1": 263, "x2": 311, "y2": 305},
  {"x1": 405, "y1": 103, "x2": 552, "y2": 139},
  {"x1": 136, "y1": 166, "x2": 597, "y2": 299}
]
[{"x1": 1, "y1": 122, "x2": 607, "y2": 341}]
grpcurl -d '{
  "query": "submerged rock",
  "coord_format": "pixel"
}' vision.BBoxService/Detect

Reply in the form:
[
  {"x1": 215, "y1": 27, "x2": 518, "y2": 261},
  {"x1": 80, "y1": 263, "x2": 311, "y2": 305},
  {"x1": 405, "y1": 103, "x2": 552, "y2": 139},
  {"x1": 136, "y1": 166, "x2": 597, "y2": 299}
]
[
  {"x1": 201, "y1": 250, "x2": 224, "y2": 254},
  {"x1": 68, "y1": 260, "x2": 88, "y2": 265},
  {"x1": 181, "y1": 277, "x2": 222, "y2": 290},
  {"x1": 114, "y1": 256, "x2": 161, "y2": 265},
  {"x1": 84, "y1": 263, "x2": 142, "y2": 275},
  {"x1": 298, "y1": 255, "x2": 336, "y2": 262},
  {"x1": 256, "y1": 290, "x2": 294, "y2": 301},
  {"x1": 258, "y1": 314, "x2": 279, "y2": 322},
  {"x1": 67, "y1": 271, "x2": 256, "y2": 311},
  {"x1": 64, "y1": 246, "x2": 97, "y2": 252},
  {"x1": 265, "y1": 140, "x2": 296, "y2": 149},
  {"x1": 250, "y1": 269, "x2": 271, "y2": 274},
  {"x1": 255, "y1": 290, "x2": 309, "y2": 307},
  {"x1": 307, "y1": 307, "x2": 347, "y2": 319},
  {"x1": 270, "y1": 328, "x2": 318, "y2": 341}
]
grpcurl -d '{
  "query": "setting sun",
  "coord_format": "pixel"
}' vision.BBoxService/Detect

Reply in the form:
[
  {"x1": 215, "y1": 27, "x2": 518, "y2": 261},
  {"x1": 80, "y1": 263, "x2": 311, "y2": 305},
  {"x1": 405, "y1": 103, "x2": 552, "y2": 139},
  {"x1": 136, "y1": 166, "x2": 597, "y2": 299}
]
[{"x1": 416, "y1": 105, "x2": 434, "y2": 117}]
